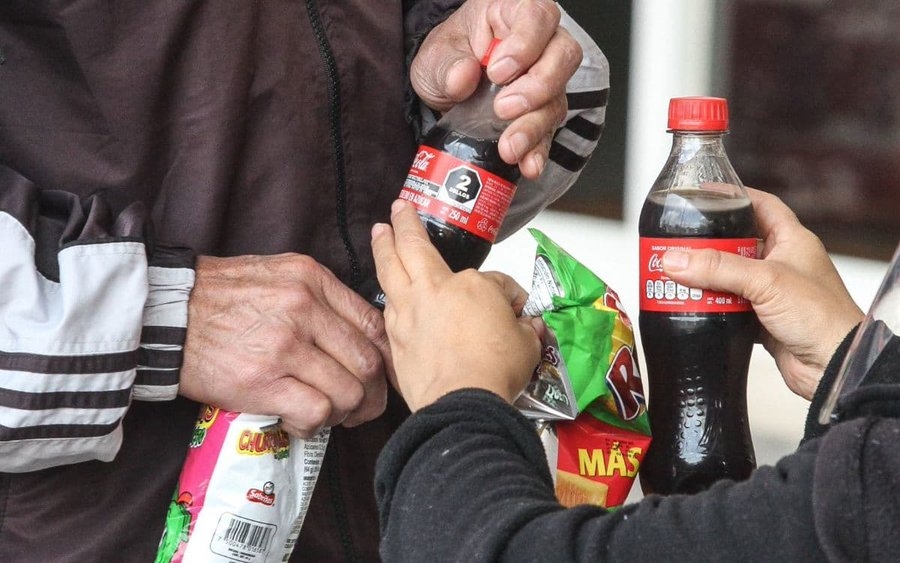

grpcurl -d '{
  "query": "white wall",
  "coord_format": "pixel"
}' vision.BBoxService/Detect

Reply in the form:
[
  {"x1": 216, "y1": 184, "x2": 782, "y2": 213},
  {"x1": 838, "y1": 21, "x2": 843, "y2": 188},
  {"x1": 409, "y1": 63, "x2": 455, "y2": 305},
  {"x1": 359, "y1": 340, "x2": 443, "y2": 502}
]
[{"x1": 484, "y1": 0, "x2": 892, "y2": 494}]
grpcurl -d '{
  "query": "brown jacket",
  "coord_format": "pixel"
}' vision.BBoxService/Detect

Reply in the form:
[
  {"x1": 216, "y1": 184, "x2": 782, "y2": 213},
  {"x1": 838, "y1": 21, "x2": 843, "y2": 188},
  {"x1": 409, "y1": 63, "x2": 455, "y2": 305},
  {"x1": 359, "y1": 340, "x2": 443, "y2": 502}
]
[{"x1": 0, "y1": 1, "x2": 607, "y2": 560}]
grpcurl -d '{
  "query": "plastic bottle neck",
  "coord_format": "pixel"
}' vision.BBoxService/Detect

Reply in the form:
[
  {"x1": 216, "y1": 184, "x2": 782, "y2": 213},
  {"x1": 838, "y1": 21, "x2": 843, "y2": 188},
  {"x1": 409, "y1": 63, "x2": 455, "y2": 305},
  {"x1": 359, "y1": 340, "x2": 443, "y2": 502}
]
[
  {"x1": 440, "y1": 73, "x2": 508, "y2": 138},
  {"x1": 667, "y1": 130, "x2": 730, "y2": 160}
]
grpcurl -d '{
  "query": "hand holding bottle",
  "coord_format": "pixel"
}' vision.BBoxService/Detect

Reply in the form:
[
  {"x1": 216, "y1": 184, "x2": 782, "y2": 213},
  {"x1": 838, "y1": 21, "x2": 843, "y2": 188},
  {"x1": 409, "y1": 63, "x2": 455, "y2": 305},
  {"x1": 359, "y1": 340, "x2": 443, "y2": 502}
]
[
  {"x1": 371, "y1": 200, "x2": 544, "y2": 412},
  {"x1": 410, "y1": 0, "x2": 581, "y2": 178},
  {"x1": 363, "y1": 38, "x2": 524, "y2": 309},
  {"x1": 660, "y1": 187, "x2": 865, "y2": 401}
]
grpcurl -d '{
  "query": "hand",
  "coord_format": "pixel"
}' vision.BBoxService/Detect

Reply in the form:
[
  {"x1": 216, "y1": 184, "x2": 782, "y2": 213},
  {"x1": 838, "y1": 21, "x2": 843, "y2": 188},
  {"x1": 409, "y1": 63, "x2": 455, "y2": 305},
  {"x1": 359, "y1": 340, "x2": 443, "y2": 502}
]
[
  {"x1": 411, "y1": 0, "x2": 582, "y2": 179},
  {"x1": 371, "y1": 200, "x2": 544, "y2": 411},
  {"x1": 660, "y1": 188, "x2": 864, "y2": 400},
  {"x1": 179, "y1": 254, "x2": 391, "y2": 436}
]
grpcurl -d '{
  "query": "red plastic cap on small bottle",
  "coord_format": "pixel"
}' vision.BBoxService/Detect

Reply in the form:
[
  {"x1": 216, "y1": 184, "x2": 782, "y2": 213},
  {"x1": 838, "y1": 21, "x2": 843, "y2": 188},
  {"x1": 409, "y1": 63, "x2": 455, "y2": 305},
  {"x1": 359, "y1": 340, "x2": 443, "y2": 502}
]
[
  {"x1": 481, "y1": 38, "x2": 502, "y2": 68},
  {"x1": 667, "y1": 97, "x2": 729, "y2": 131}
]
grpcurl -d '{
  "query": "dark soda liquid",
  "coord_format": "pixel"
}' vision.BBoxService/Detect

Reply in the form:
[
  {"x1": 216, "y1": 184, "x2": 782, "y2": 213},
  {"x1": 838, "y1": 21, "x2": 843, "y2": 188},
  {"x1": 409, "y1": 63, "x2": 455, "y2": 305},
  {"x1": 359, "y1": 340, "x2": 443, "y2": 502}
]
[
  {"x1": 418, "y1": 125, "x2": 520, "y2": 272},
  {"x1": 638, "y1": 189, "x2": 758, "y2": 495},
  {"x1": 362, "y1": 125, "x2": 519, "y2": 308}
]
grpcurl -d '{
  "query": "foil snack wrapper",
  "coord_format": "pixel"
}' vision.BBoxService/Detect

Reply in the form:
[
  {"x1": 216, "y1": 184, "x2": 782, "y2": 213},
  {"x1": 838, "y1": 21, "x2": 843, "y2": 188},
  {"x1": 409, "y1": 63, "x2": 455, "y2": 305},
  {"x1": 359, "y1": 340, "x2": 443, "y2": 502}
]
[{"x1": 518, "y1": 229, "x2": 652, "y2": 509}]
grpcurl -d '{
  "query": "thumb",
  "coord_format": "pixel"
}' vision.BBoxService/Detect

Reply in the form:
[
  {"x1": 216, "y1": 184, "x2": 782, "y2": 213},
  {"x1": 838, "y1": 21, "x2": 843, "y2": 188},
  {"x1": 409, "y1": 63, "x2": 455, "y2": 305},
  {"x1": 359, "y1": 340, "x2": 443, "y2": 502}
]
[
  {"x1": 662, "y1": 248, "x2": 767, "y2": 303},
  {"x1": 411, "y1": 26, "x2": 490, "y2": 112}
]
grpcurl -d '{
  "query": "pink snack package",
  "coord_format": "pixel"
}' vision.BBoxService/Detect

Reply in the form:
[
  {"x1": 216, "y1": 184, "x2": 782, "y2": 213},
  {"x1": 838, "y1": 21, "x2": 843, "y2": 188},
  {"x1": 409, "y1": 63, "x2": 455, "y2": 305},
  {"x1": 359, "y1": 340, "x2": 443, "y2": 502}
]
[{"x1": 155, "y1": 406, "x2": 329, "y2": 563}]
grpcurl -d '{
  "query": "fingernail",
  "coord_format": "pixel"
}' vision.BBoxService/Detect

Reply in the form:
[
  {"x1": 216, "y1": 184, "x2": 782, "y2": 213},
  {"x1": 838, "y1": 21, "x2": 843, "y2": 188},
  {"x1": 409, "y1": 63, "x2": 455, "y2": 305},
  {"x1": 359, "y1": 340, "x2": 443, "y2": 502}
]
[
  {"x1": 488, "y1": 57, "x2": 520, "y2": 85},
  {"x1": 507, "y1": 132, "x2": 529, "y2": 161},
  {"x1": 487, "y1": 57, "x2": 522, "y2": 84},
  {"x1": 494, "y1": 94, "x2": 528, "y2": 118},
  {"x1": 371, "y1": 223, "x2": 388, "y2": 239},
  {"x1": 529, "y1": 152, "x2": 546, "y2": 177},
  {"x1": 663, "y1": 249, "x2": 690, "y2": 271},
  {"x1": 391, "y1": 199, "x2": 407, "y2": 216}
]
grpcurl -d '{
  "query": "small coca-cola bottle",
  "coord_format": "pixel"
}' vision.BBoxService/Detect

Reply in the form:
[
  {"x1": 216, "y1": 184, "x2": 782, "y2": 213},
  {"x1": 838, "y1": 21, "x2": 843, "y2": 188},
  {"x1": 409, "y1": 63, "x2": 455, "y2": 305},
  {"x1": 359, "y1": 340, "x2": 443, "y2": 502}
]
[
  {"x1": 367, "y1": 39, "x2": 520, "y2": 308},
  {"x1": 638, "y1": 97, "x2": 758, "y2": 495}
]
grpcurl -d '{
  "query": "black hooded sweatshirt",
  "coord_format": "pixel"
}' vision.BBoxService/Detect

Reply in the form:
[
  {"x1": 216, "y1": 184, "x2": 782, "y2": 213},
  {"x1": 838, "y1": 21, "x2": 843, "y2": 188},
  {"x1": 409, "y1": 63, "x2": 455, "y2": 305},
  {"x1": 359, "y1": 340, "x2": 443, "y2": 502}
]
[{"x1": 376, "y1": 329, "x2": 900, "y2": 562}]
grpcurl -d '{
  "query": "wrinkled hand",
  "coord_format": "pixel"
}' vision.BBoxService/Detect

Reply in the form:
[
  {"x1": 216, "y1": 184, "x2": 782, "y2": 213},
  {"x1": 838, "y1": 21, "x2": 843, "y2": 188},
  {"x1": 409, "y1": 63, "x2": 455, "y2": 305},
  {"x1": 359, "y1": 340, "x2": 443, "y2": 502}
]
[
  {"x1": 412, "y1": 0, "x2": 582, "y2": 179},
  {"x1": 371, "y1": 200, "x2": 544, "y2": 412},
  {"x1": 179, "y1": 254, "x2": 391, "y2": 436},
  {"x1": 661, "y1": 187, "x2": 864, "y2": 400}
]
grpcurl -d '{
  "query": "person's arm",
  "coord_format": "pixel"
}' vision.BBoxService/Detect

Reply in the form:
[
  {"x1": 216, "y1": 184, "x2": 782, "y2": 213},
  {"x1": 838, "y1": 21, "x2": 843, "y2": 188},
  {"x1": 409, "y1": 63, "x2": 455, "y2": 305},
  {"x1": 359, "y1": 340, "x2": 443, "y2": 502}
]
[
  {"x1": 377, "y1": 388, "x2": 830, "y2": 562},
  {"x1": 404, "y1": 0, "x2": 609, "y2": 236},
  {"x1": 2, "y1": 167, "x2": 392, "y2": 472},
  {"x1": 0, "y1": 167, "x2": 194, "y2": 472},
  {"x1": 370, "y1": 194, "x2": 890, "y2": 562}
]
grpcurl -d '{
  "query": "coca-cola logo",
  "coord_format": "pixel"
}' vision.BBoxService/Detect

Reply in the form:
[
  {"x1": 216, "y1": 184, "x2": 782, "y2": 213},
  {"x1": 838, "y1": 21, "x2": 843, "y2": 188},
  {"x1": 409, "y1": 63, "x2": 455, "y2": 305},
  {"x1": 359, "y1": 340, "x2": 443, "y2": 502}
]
[
  {"x1": 647, "y1": 253, "x2": 663, "y2": 273},
  {"x1": 411, "y1": 149, "x2": 435, "y2": 172}
]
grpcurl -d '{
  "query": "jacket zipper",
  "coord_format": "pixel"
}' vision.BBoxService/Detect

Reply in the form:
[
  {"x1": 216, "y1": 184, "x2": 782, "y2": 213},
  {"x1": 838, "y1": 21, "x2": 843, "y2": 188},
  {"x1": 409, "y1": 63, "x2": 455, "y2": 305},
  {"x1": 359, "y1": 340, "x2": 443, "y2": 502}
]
[
  {"x1": 304, "y1": 6, "x2": 363, "y2": 562},
  {"x1": 306, "y1": 0, "x2": 362, "y2": 291}
]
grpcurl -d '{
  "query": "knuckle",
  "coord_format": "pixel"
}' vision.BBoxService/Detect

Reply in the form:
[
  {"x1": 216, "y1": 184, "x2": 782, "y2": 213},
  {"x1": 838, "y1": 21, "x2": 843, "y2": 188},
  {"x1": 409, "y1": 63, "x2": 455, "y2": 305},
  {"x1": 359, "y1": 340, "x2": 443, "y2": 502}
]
[
  {"x1": 553, "y1": 29, "x2": 583, "y2": 72},
  {"x1": 291, "y1": 253, "x2": 321, "y2": 272},
  {"x1": 337, "y1": 383, "x2": 367, "y2": 421},
  {"x1": 350, "y1": 385, "x2": 388, "y2": 426},
  {"x1": 456, "y1": 268, "x2": 485, "y2": 287},
  {"x1": 704, "y1": 248, "x2": 726, "y2": 272},
  {"x1": 354, "y1": 345, "x2": 385, "y2": 384},
  {"x1": 528, "y1": 0, "x2": 561, "y2": 27},
  {"x1": 397, "y1": 231, "x2": 435, "y2": 256},
  {"x1": 300, "y1": 397, "x2": 332, "y2": 430},
  {"x1": 748, "y1": 263, "x2": 783, "y2": 303},
  {"x1": 266, "y1": 327, "x2": 297, "y2": 355},
  {"x1": 358, "y1": 305, "x2": 387, "y2": 341},
  {"x1": 554, "y1": 94, "x2": 569, "y2": 126},
  {"x1": 291, "y1": 254, "x2": 334, "y2": 285},
  {"x1": 283, "y1": 283, "x2": 317, "y2": 311},
  {"x1": 347, "y1": 380, "x2": 368, "y2": 408}
]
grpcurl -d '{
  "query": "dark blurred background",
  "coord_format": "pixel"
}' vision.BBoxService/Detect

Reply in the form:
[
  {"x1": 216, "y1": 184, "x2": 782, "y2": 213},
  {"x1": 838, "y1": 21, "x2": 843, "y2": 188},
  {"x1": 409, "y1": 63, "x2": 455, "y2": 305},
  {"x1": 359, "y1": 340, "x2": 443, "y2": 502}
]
[{"x1": 555, "y1": 0, "x2": 900, "y2": 261}]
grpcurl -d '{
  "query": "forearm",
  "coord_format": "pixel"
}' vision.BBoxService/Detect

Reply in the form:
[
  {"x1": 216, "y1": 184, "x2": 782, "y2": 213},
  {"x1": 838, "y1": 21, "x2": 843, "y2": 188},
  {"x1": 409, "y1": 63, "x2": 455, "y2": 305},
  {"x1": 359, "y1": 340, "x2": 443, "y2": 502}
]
[
  {"x1": 0, "y1": 169, "x2": 194, "y2": 471},
  {"x1": 376, "y1": 389, "x2": 825, "y2": 562}
]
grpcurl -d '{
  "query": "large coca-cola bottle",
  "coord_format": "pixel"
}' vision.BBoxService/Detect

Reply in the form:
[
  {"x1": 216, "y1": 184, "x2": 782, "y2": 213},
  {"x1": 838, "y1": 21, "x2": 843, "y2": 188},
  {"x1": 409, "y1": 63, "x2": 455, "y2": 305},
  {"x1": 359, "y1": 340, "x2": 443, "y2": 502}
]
[
  {"x1": 367, "y1": 39, "x2": 520, "y2": 308},
  {"x1": 637, "y1": 97, "x2": 758, "y2": 495}
]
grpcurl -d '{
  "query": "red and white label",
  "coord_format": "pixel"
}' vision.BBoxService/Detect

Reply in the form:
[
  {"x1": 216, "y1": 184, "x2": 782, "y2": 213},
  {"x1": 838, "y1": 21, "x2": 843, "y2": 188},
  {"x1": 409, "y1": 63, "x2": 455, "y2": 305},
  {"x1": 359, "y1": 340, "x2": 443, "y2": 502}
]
[
  {"x1": 398, "y1": 145, "x2": 516, "y2": 244},
  {"x1": 639, "y1": 237, "x2": 757, "y2": 313}
]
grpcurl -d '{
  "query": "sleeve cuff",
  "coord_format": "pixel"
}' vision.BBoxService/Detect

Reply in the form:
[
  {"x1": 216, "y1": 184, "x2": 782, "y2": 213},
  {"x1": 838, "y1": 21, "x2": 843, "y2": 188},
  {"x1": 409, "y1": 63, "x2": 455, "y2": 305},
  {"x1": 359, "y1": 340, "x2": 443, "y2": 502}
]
[
  {"x1": 134, "y1": 245, "x2": 196, "y2": 401},
  {"x1": 802, "y1": 324, "x2": 860, "y2": 442}
]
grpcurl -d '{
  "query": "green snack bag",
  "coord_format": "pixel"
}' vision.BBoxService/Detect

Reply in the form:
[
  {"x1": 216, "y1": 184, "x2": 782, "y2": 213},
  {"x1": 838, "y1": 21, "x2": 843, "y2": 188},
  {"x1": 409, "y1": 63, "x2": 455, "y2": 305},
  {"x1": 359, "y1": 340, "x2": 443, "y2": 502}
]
[{"x1": 517, "y1": 229, "x2": 652, "y2": 508}]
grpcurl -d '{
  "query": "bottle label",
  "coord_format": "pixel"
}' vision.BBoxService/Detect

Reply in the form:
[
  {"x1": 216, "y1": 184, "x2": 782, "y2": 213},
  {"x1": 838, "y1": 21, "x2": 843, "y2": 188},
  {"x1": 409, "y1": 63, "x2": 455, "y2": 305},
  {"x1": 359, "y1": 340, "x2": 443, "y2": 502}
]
[
  {"x1": 398, "y1": 145, "x2": 516, "y2": 243},
  {"x1": 639, "y1": 237, "x2": 757, "y2": 313}
]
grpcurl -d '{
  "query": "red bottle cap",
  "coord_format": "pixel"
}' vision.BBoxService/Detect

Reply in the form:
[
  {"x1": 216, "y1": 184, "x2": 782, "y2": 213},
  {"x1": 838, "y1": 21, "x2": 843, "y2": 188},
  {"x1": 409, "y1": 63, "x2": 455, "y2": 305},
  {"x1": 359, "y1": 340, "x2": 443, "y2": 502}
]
[
  {"x1": 481, "y1": 38, "x2": 502, "y2": 68},
  {"x1": 667, "y1": 97, "x2": 729, "y2": 131}
]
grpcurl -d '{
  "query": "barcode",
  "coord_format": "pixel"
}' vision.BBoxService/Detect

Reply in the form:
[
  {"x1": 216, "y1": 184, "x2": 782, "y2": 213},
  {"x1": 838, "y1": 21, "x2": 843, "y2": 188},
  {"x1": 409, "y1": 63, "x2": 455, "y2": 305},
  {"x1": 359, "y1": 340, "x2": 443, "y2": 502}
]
[
  {"x1": 211, "y1": 513, "x2": 277, "y2": 561},
  {"x1": 225, "y1": 518, "x2": 273, "y2": 549}
]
